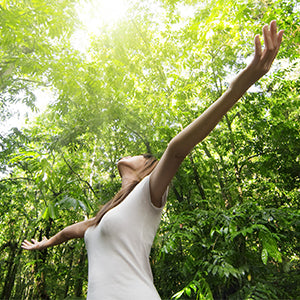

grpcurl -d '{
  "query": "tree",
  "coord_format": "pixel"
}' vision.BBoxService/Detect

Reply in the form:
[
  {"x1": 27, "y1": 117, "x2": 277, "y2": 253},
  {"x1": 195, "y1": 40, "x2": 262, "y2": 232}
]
[{"x1": 0, "y1": 0, "x2": 79, "y2": 121}]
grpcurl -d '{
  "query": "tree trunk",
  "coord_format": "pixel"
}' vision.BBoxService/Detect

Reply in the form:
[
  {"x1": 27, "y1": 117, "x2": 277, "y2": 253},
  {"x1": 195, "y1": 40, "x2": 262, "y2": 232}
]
[
  {"x1": 202, "y1": 142, "x2": 233, "y2": 206},
  {"x1": 74, "y1": 248, "x2": 86, "y2": 297},
  {"x1": 34, "y1": 223, "x2": 52, "y2": 300},
  {"x1": 188, "y1": 154, "x2": 206, "y2": 200},
  {"x1": 64, "y1": 249, "x2": 74, "y2": 298},
  {"x1": 1, "y1": 241, "x2": 19, "y2": 300},
  {"x1": 224, "y1": 114, "x2": 243, "y2": 201}
]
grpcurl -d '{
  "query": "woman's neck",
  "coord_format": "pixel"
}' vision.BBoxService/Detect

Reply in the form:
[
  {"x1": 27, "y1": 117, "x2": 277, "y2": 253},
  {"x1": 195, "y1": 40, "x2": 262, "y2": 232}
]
[{"x1": 121, "y1": 175, "x2": 139, "y2": 188}]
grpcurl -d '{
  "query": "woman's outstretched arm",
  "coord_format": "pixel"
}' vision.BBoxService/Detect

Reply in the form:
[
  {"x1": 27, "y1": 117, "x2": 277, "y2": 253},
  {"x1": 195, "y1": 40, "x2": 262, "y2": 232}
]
[
  {"x1": 150, "y1": 20, "x2": 284, "y2": 207},
  {"x1": 21, "y1": 218, "x2": 95, "y2": 251}
]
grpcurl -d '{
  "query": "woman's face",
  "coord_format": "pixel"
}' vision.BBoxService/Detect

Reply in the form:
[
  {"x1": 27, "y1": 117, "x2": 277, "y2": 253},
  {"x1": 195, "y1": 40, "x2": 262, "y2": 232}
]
[{"x1": 117, "y1": 155, "x2": 147, "y2": 177}]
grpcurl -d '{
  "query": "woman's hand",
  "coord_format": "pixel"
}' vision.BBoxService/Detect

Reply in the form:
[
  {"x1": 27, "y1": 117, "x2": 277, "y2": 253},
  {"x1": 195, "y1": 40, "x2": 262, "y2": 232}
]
[
  {"x1": 21, "y1": 237, "x2": 49, "y2": 251},
  {"x1": 230, "y1": 20, "x2": 284, "y2": 96},
  {"x1": 248, "y1": 20, "x2": 284, "y2": 80}
]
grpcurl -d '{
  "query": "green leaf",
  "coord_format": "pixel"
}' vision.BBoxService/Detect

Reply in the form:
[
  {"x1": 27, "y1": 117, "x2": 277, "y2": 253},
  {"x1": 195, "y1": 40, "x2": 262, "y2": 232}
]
[
  {"x1": 172, "y1": 290, "x2": 185, "y2": 299},
  {"x1": 261, "y1": 248, "x2": 268, "y2": 265},
  {"x1": 48, "y1": 202, "x2": 57, "y2": 219},
  {"x1": 185, "y1": 287, "x2": 191, "y2": 297},
  {"x1": 42, "y1": 207, "x2": 49, "y2": 220}
]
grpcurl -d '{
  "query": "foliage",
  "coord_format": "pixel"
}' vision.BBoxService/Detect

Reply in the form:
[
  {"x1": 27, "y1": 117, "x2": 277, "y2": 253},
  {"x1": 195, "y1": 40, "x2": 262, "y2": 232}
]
[
  {"x1": 0, "y1": 0, "x2": 299, "y2": 299},
  {"x1": 0, "y1": 0, "x2": 80, "y2": 120}
]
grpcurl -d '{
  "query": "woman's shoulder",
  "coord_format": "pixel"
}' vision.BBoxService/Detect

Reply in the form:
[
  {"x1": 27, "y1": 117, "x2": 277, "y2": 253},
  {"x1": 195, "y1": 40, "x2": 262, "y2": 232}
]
[{"x1": 134, "y1": 174, "x2": 168, "y2": 211}]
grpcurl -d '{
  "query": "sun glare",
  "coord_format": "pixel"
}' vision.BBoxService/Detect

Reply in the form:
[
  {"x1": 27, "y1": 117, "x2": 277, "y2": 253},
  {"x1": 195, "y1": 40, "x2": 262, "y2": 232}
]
[
  {"x1": 73, "y1": 0, "x2": 129, "y2": 51},
  {"x1": 79, "y1": 0, "x2": 129, "y2": 30}
]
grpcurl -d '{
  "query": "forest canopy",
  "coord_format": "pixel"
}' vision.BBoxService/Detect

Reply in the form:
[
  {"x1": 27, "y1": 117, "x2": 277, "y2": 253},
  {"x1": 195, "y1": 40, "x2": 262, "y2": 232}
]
[{"x1": 0, "y1": 0, "x2": 299, "y2": 299}]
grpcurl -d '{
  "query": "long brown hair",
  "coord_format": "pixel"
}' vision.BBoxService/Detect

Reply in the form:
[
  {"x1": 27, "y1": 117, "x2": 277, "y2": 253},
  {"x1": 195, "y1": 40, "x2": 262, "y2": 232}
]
[{"x1": 89, "y1": 154, "x2": 158, "y2": 227}]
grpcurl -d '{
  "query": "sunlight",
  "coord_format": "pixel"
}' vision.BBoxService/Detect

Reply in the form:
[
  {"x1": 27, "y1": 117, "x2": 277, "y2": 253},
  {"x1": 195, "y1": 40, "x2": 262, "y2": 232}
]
[
  {"x1": 73, "y1": 0, "x2": 130, "y2": 51},
  {"x1": 78, "y1": 0, "x2": 129, "y2": 31}
]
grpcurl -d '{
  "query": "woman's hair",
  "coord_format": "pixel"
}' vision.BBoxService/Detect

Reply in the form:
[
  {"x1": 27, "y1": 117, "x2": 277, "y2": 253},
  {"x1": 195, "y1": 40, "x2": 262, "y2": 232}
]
[{"x1": 89, "y1": 154, "x2": 158, "y2": 227}]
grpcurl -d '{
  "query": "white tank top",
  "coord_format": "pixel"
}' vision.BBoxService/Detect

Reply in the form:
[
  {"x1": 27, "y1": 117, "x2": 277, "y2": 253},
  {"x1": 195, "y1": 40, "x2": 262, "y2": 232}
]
[{"x1": 84, "y1": 175, "x2": 168, "y2": 300}]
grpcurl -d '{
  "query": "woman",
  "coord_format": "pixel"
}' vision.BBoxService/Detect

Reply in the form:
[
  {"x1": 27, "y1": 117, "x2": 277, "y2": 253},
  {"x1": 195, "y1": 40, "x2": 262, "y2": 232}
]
[{"x1": 22, "y1": 21, "x2": 284, "y2": 299}]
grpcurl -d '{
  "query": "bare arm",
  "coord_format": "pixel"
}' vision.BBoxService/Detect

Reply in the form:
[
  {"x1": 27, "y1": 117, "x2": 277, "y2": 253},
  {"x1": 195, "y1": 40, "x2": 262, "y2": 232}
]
[
  {"x1": 21, "y1": 218, "x2": 95, "y2": 251},
  {"x1": 150, "y1": 20, "x2": 284, "y2": 207}
]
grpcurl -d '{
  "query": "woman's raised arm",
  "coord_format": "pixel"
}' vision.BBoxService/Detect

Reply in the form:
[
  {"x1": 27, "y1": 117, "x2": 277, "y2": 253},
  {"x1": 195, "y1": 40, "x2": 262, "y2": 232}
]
[
  {"x1": 21, "y1": 218, "x2": 95, "y2": 251},
  {"x1": 150, "y1": 20, "x2": 284, "y2": 207}
]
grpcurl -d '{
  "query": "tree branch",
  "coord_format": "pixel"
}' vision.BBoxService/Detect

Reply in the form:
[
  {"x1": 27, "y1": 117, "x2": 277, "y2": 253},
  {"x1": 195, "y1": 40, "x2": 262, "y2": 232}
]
[
  {"x1": 124, "y1": 125, "x2": 152, "y2": 154},
  {"x1": 0, "y1": 177, "x2": 35, "y2": 183},
  {"x1": 61, "y1": 154, "x2": 98, "y2": 199}
]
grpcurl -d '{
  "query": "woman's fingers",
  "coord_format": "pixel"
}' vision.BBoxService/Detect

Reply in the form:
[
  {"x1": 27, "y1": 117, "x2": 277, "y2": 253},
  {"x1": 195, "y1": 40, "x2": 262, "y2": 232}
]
[
  {"x1": 269, "y1": 20, "x2": 284, "y2": 50},
  {"x1": 21, "y1": 240, "x2": 32, "y2": 249},
  {"x1": 263, "y1": 24, "x2": 274, "y2": 51},
  {"x1": 22, "y1": 239, "x2": 38, "y2": 249},
  {"x1": 254, "y1": 34, "x2": 262, "y2": 59},
  {"x1": 270, "y1": 20, "x2": 278, "y2": 47},
  {"x1": 277, "y1": 29, "x2": 284, "y2": 50},
  {"x1": 262, "y1": 21, "x2": 284, "y2": 53}
]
